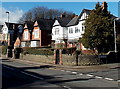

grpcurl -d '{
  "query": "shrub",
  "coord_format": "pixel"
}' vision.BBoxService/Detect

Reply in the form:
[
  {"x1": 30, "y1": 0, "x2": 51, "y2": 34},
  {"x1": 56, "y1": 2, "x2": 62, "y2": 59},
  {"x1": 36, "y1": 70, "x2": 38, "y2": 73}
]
[
  {"x1": 22, "y1": 47, "x2": 54, "y2": 55},
  {"x1": 0, "y1": 46, "x2": 7, "y2": 55}
]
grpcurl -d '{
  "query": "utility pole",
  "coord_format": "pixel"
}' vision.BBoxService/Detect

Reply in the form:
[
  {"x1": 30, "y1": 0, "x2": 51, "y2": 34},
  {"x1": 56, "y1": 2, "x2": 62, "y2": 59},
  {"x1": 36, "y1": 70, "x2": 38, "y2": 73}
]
[{"x1": 114, "y1": 18, "x2": 120, "y2": 53}]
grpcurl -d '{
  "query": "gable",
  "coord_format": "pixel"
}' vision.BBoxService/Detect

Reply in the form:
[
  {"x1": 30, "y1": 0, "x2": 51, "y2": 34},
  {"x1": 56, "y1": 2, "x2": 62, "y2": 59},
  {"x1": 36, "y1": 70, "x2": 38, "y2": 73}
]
[
  {"x1": 79, "y1": 12, "x2": 88, "y2": 20},
  {"x1": 24, "y1": 24, "x2": 28, "y2": 29},
  {"x1": 34, "y1": 21, "x2": 38, "y2": 26},
  {"x1": 2, "y1": 23, "x2": 8, "y2": 34},
  {"x1": 53, "y1": 20, "x2": 60, "y2": 27},
  {"x1": 79, "y1": 9, "x2": 91, "y2": 21}
]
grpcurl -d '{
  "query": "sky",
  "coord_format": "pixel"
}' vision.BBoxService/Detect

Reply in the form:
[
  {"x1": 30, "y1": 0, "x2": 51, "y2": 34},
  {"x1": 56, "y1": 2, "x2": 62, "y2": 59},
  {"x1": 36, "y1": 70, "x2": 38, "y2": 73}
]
[{"x1": 0, "y1": 1, "x2": 119, "y2": 24}]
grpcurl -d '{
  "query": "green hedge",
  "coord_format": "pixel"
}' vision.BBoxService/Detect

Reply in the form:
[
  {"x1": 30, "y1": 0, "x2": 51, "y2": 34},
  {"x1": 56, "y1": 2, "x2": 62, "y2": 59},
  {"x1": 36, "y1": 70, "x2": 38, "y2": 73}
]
[
  {"x1": 22, "y1": 47, "x2": 54, "y2": 55},
  {"x1": 0, "y1": 46, "x2": 7, "y2": 55}
]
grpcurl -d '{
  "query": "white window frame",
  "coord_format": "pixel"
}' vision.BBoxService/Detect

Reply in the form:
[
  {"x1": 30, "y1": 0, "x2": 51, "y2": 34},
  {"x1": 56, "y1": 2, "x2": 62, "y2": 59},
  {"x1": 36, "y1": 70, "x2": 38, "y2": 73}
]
[
  {"x1": 24, "y1": 31, "x2": 28, "y2": 40},
  {"x1": 54, "y1": 28, "x2": 59, "y2": 35},
  {"x1": 34, "y1": 29, "x2": 39, "y2": 38},
  {"x1": 69, "y1": 28, "x2": 73, "y2": 34},
  {"x1": 75, "y1": 27, "x2": 80, "y2": 33}
]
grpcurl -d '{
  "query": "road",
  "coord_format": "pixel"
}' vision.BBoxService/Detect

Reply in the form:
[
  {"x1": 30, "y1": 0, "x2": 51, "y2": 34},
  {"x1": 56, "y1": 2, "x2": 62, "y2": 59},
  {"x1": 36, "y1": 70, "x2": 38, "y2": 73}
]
[{"x1": 1, "y1": 58, "x2": 120, "y2": 89}]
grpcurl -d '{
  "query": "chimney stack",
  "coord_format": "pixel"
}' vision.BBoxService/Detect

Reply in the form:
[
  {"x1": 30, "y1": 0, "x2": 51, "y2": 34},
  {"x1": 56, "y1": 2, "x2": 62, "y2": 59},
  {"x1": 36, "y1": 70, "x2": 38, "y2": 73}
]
[
  {"x1": 60, "y1": 13, "x2": 66, "y2": 18},
  {"x1": 101, "y1": 1, "x2": 108, "y2": 11}
]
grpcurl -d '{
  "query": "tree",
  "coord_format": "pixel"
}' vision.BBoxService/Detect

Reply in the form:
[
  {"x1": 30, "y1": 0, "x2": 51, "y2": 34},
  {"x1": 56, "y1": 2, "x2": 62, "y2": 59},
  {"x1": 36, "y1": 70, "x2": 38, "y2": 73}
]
[
  {"x1": 18, "y1": 6, "x2": 74, "y2": 23},
  {"x1": 81, "y1": 2, "x2": 114, "y2": 53},
  {"x1": 117, "y1": 34, "x2": 120, "y2": 51}
]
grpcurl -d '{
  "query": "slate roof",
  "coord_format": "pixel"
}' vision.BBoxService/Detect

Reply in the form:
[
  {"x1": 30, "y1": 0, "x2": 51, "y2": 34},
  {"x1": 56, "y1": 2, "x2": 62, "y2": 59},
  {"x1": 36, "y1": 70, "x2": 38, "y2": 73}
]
[
  {"x1": 67, "y1": 16, "x2": 79, "y2": 26},
  {"x1": 24, "y1": 21, "x2": 34, "y2": 34},
  {"x1": 36, "y1": 19, "x2": 54, "y2": 30},
  {"x1": 67, "y1": 9, "x2": 91, "y2": 27},
  {"x1": 5, "y1": 22, "x2": 24, "y2": 45},
  {"x1": 56, "y1": 17, "x2": 72, "y2": 27},
  {"x1": 5, "y1": 22, "x2": 23, "y2": 30}
]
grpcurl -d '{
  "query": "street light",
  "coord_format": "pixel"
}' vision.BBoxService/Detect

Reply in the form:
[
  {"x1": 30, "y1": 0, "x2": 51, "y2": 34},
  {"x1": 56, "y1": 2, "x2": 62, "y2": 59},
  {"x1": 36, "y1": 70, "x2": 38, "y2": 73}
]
[
  {"x1": 6, "y1": 11, "x2": 10, "y2": 57},
  {"x1": 6, "y1": 11, "x2": 9, "y2": 23},
  {"x1": 114, "y1": 18, "x2": 120, "y2": 53}
]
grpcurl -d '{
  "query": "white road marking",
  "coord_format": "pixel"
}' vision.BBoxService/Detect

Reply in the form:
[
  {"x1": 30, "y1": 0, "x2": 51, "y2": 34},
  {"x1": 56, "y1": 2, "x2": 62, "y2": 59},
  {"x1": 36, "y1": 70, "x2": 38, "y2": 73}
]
[
  {"x1": 21, "y1": 71, "x2": 44, "y2": 80},
  {"x1": 79, "y1": 73, "x2": 83, "y2": 75},
  {"x1": 95, "y1": 76, "x2": 103, "y2": 79},
  {"x1": 86, "y1": 74, "x2": 94, "y2": 77},
  {"x1": 104, "y1": 78, "x2": 114, "y2": 81},
  {"x1": 3, "y1": 65, "x2": 15, "y2": 70},
  {"x1": 66, "y1": 71, "x2": 71, "y2": 72},
  {"x1": 61, "y1": 70, "x2": 65, "y2": 71},
  {"x1": 72, "y1": 72, "x2": 77, "y2": 74},
  {"x1": 63, "y1": 86, "x2": 72, "y2": 89},
  {"x1": 117, "y1": 80, "x2": 120, "y2": 82}
]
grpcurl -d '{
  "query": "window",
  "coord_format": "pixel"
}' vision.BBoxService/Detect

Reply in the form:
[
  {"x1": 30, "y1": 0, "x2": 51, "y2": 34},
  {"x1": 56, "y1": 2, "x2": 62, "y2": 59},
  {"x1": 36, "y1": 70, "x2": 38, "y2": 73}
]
[
  {"x1": 34, "y1": 29, "x2": 39, "y2": 38},
  {"x1": 75, "y1": 27, "x2": 80, "y2": 33},
  {"x1": 24, "y1": 31, "x2": 28, "y2": 39},
  {"x1": 82, "y1": 23, "x2": 85, "y2": 31},
  {"x1": 54, "y1": 28, "x2": 59, "y2": 35},
  {"x1": 69, "y1": 28, "x2": 73, "y2": 34}
]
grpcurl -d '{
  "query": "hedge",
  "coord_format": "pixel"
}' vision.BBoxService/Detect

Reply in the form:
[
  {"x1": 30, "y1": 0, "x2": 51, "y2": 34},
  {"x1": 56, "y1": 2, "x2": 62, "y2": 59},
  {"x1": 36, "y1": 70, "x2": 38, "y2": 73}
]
[{"x1": 22, "y1": 47, "x2": 54, "y2": 55}]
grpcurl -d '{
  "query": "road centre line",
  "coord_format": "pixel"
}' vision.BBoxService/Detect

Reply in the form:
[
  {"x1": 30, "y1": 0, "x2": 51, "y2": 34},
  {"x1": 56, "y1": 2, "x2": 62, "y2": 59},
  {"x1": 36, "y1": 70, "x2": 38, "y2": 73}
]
[
  {"x1": 4, "y1": 65, "x2": 44, "y2": 80},
  {"x1": 3, "y1": 65, "x2": 15, "y2": 70},
  {"x1": 66, "y1": 71, "x2": 71, "y2": 72},
  {"x1": 95, "y1": 76, "x2": 103, "y2": 79},
  {"x1": 104, "y1": 77, "x2": 114, "y2": 81},
  {"x1": 117, "y1": 80, "x2": 120, "y2": 82},
  {"x1": 79, "y1": 73, "x2": 83, "y2": 75},
  {"x1": 8, "y1": 59, "x2": 119, "y2": 82},
  {"x1": 86, "y1": 74, "x2": 94, "y2": 77},
  {"x1": 63, "y1": 85, "x2": 72, "y2": 89},
  {"x1": 71, "y1": 72, "x2": 77, "y2": 74},
  {"x1": 21, "y1": 71, "x2": 44, "y2": 80}
]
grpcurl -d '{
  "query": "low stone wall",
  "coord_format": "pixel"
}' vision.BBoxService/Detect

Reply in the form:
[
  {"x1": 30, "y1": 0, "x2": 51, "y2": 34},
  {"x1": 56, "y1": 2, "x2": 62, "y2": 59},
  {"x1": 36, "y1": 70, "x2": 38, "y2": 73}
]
[
  {"x1": 20, "y1": 54, "x2": 101, "y2": 66},
  {"x1": 78, "y1": 55, "x2": 100, "y2": 66},
  {"x1": 20, "y1": 54, "x2": 76, "y2": 66},
  {"x1": 20, "y1": 54, "x2": 54, "y2": 64}
]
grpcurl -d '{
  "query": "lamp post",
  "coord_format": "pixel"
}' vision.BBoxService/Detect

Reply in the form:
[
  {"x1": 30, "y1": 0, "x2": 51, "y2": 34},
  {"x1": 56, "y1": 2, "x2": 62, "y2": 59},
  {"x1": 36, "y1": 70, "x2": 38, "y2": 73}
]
[
  {"x1": 6, "y1": 11, "x2": 9, "y2": 23},
  {"x1": 6, "y1": 11, "x2": 9, "y2": 46},
  {"x1": 114, "y1": 18, "x2": 120, "y2": 53},
  {"x1": 6, "y1": 11, "x2": 10, "y2": 57}
]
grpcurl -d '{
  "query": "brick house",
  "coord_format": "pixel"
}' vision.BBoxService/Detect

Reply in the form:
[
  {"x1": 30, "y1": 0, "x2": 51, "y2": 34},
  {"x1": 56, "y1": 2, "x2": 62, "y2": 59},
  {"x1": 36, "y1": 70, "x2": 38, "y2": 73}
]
[
  {"x1": 21, "y1": 21, "x2": 34, "y2": 47},
  {"x1": 31, "y1": 19, "x2": 54, "y2": 47}
]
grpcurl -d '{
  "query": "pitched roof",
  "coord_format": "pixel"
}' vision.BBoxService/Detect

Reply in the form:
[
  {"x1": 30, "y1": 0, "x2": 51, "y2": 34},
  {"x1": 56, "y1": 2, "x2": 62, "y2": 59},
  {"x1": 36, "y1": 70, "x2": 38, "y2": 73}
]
[
  {"x1": 5, "y1": 22, "x2": 23, "y2": 30},
  {"x1": 67, "y1": 16, "x2": 79, "y2": 26},
  {"x1": 56, "y1": 17, "x2": 72, "y2": 27},
  {"x1": 24, "y1": 21, "x2": 34, "y2": 33},
  {"x1": 67, "y1": 9, "x2": 91, "y2": 27},
  {"x1": 36, "y1": 19, "x2": 54, "y2": 30}
]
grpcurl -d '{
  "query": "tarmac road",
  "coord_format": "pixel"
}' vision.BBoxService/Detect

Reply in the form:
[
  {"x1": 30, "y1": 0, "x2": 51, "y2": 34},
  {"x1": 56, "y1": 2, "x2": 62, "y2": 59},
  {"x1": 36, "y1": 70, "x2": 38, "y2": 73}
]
[{"x1": 1, "y1": 58, "x2": 119, "y2": 89}]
